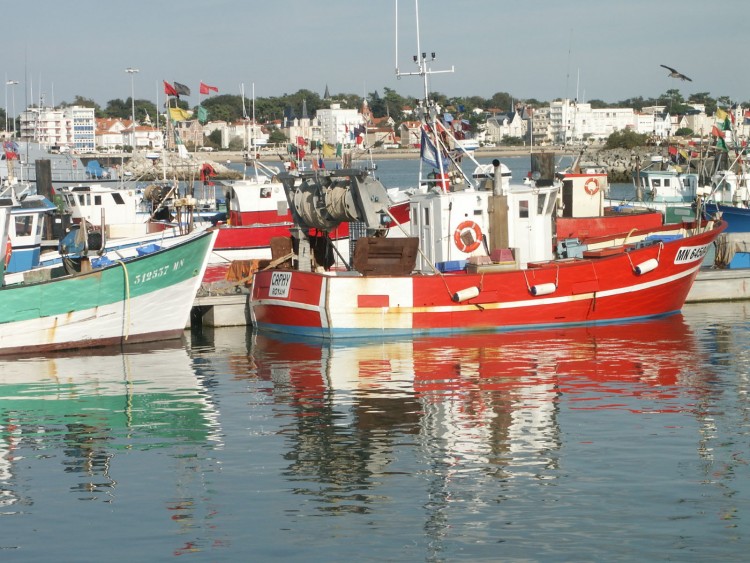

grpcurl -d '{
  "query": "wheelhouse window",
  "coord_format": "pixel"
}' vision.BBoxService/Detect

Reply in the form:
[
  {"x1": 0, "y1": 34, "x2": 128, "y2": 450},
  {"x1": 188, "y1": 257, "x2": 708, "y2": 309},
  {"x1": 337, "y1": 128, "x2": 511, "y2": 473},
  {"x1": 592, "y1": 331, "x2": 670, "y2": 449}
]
[{"x1": 519, "y1": 200, "x2": 529, "y2": 218}]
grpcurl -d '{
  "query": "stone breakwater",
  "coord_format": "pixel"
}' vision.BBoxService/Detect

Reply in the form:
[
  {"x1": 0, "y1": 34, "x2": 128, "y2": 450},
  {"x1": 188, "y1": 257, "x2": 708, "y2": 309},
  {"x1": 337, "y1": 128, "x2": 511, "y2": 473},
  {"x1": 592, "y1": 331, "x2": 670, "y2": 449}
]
[
  {"x1": 111, "y1": 145, "x2": 715, "y2": 183},
  {"x1": 571, "y1": 146, "x2": 716, "y2": 184}
]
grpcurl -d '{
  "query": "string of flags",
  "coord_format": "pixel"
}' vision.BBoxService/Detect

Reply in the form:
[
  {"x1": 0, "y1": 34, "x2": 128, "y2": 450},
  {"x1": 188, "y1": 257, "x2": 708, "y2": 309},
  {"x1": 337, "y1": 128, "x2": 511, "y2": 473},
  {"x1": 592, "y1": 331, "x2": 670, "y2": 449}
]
[{"x1": 163, "y1": 80, "x2": 219, "y2": 123}]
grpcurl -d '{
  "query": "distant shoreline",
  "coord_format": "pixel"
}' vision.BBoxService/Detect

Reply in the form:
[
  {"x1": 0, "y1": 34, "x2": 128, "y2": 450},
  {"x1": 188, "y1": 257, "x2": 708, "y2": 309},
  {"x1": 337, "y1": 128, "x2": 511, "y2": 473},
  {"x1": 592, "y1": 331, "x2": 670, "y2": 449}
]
[{"x1": 202, "y1": 146, "x2": 573, "y2": 164}]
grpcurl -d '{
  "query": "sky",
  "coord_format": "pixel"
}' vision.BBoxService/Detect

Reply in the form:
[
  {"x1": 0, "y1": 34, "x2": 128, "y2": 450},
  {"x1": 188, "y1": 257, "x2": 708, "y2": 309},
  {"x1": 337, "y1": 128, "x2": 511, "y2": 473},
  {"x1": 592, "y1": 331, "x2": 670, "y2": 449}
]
[{"x1": 3, "y1": 0, "x2": 746, "y2": 115}]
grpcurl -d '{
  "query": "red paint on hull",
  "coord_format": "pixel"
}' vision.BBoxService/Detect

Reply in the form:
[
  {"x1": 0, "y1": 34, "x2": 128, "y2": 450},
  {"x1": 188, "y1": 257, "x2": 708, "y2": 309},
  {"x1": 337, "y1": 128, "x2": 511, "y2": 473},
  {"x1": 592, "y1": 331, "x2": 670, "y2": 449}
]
[{"x1": 250, "y1": 221, "x2": 725, "y2": 336}]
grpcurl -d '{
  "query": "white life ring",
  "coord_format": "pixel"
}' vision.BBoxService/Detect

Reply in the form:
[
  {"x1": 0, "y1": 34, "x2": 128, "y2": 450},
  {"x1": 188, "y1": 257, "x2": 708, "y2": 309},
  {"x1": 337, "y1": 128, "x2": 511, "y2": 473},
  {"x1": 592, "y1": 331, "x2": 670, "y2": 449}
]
[
  {"x1": 584, "y1": 177, "x2": 600, "y2": 195},
  {"x1": 454, "y1": 221, "x2": 482, "y2": 253}
]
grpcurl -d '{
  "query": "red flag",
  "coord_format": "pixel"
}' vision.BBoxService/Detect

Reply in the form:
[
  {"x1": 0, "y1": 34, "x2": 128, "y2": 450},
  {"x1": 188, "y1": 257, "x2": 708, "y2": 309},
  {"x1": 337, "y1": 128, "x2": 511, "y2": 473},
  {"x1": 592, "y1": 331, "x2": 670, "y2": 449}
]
[
  {"x1": 297, "y1": 136, "x2": 306, "y2": 146},
  {"x1": 200, "y1": 82, "x2": 219, "y2": 95},
  {"x1": 712, "y1": 125, "x2": 725, "y2": 138},
  {"x1": 164, "y1": 81, "x2": 179, "y2": 97}
]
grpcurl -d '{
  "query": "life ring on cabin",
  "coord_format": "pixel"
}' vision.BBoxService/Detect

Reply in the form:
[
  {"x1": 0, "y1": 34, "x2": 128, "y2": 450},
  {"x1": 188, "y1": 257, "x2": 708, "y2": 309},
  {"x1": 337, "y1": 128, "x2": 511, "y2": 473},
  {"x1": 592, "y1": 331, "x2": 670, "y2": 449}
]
[
  {"x1": 453, "y1": 221, "x2": 483, "y2": 253},
  {"x1": 584, "y1": 177, "x2": 600, "y2": 195},
  {"x1": 4, "y1": 241, "x2": 11, "y2": 268}
]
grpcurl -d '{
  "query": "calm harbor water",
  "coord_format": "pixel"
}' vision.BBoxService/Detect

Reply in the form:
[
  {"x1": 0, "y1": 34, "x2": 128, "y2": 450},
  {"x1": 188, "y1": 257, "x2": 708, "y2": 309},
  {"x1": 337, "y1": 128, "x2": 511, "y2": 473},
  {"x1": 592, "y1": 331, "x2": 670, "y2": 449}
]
[
  {"x1": 0, "y1": 301, "x2": 748, "y2": 561},
  {"x1": 1, "y1": 157, "x2": 747, "y2": 561}
]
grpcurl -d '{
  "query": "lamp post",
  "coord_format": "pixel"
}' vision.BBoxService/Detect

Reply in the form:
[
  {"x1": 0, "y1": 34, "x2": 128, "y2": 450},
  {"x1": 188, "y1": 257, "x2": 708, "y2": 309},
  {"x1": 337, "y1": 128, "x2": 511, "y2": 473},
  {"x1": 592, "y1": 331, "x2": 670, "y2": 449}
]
[
  {"x1": 125, "y1": 67, "x2": 139, "y2": 148},
  {"x1": 6, "y1": 80, "x2": 18, "y2": 137}
]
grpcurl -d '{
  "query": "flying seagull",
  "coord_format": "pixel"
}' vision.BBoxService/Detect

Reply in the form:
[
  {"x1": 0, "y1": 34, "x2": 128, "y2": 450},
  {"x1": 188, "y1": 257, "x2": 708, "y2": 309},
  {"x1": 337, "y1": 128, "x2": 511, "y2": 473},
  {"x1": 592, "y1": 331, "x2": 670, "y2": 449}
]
[{"x1": 660, "y1": 64, "x2": 692, "y2": 82}]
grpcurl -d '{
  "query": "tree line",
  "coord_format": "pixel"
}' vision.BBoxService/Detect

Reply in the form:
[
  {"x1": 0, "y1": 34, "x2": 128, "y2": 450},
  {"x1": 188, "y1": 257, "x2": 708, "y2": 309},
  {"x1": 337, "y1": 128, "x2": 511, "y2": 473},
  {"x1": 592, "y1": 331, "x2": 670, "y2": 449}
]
[{"x1": 3, "y1": 87, "x2": 741, "y2": 138}]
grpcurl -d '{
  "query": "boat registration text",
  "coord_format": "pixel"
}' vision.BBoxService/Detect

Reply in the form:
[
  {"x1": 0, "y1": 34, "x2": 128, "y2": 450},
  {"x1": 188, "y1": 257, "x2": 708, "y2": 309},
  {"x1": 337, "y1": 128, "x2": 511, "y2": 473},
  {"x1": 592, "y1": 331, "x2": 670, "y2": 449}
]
[
  {"x1": 269, "y1": 271, "x2": 292, "y2": 298},
  {"x1": 674, "y1": 243, "x2": 710, "y2": 264}
]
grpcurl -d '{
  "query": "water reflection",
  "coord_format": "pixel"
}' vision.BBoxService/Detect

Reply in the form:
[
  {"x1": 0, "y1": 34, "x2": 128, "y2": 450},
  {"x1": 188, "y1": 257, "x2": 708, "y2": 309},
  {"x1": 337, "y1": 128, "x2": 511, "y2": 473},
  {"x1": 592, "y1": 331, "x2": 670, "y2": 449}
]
[
  {"x1": 247, "y1": 314, "x2": 710, "y2": 512},
  {"x1": 0, "y1": 341, "x2": 220, "y2": 510}
]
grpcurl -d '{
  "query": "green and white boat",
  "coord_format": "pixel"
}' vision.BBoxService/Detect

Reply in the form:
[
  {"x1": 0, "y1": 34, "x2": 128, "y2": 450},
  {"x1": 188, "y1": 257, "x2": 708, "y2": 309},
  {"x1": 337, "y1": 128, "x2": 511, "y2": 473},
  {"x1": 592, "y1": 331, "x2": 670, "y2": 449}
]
[{"x1": 0, "y1": 201, "x2": 217, "y2": 356}]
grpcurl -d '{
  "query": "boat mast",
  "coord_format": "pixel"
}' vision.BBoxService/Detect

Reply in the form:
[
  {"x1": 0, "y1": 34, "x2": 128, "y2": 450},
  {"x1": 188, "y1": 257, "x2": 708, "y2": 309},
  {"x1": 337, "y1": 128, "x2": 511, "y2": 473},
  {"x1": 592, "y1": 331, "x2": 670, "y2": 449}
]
[{"x1": 395, "y1": 0, "x2": 454, "y2": 186}]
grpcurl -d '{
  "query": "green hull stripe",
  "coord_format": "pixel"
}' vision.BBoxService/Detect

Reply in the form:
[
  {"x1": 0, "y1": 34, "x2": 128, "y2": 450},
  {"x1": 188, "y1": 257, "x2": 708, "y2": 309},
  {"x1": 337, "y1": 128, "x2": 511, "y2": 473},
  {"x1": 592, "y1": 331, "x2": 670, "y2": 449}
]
[{"x1": 0, "y1": 231, "x2": 213, "y2": 324}]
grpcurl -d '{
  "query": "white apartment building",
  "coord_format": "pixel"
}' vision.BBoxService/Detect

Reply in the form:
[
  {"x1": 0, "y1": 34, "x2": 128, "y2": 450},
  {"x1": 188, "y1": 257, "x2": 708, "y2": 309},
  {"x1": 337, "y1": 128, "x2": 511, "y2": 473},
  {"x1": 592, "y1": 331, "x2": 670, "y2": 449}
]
[
  {"x1": 19, "y1": 105, "x2": 96, "y2": 152},
  {"x1": 549, "y1": 100, "x2": 636, "y2": 143},
  {"x1": 316, "y1": 103, "x2": 365, "y2": 146}
]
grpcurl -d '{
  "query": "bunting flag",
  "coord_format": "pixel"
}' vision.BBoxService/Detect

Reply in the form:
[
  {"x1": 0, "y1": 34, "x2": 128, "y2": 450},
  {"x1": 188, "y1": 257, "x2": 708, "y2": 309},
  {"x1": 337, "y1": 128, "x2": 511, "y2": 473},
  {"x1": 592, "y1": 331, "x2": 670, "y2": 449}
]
[
  {"x1": 3, "y1": 140, "x2": 18, "y2": 160},
  {"x1": 322, "y1": 143, "x2": 336, "y2": 157},
  {"x1": 336, "y1": 143, "x2": 342, "y2": 157},
  {"x1": 715, "y1": 108, "x2": 728, "y2": 121},
  {"x1": 200, "y1": 163, "x2": 216, "y2": 186},
  {"x1": 169, "y1": 107, "x2": 191, "y2": 121},
  {"x1": 197, "y1": 105, "x2": 208, "y2": 124},
  {"x1": 200, "y1": 82, "x2": 219, "y2": 95},
  {"x1": 420, "y1": 129, "x2": 448, "y2": 169},
  {"x1": 164, "y1": 81, "x2": 179, "y2": 97},
  {"x1": 174, "y1": 82, "x2": 191, "y2": 97}
]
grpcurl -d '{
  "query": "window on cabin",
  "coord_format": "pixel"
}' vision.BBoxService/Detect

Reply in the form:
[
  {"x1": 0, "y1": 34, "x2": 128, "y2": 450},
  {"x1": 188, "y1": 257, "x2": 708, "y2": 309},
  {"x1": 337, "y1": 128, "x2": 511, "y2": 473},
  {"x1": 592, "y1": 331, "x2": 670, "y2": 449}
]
[
  {"x1": 519, "y1": 200, "x2": 529, "y2": 218},
  {"x1": 14, "y1": 216, "x2": 32, "y2": 237},
  {"x1": 537, "y1": 194, "x2": 546, "y2": 215},
  {"x1": 652, "y1": 179, "x2": 661, "y2": 187},
  {"x1": 95, "y1": 195, "x2": 101, "y2": 205},
  {"x1": 545, "y1": 192, "x2": 556, "y2": 215},
  {"x1": 112, "y1": 193, "x2": 125, "y2": 205},
  {"x1": 663, "y1": 179, "x2": 670, "y2": 187}
]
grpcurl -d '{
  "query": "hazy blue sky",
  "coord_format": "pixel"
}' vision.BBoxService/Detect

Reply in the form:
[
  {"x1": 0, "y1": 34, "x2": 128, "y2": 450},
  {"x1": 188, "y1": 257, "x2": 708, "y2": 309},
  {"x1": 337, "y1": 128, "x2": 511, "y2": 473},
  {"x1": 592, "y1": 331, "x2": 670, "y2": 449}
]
[{"x1": 3, "y1": 0, "x2": 744, "y2": 112}]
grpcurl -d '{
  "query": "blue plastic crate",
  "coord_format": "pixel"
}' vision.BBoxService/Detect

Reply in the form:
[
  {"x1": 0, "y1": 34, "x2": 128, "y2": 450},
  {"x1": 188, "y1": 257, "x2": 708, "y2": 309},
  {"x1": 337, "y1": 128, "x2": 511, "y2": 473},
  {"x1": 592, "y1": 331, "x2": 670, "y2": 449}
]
[
  {"x1": 136, "y1": 243, "x2": 162, "y2": 256},
  {"x1": 645, "y1": 234, "x2": 683, "y2": 243},
  {"x1": 91, "y1": 256, "x2": 114, "y2": 269},
  {"x1": 436, "y1": 260, "x2": 466, "y2": 273}
]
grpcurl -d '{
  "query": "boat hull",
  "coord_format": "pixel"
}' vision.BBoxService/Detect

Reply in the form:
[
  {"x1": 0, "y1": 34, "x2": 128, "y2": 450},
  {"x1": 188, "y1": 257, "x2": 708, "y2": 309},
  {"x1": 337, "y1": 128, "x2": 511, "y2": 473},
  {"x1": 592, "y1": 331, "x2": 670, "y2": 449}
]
[
  {"x1": 704, "y1": 203, "x2": 750, "y2": 233},
  {"x1": 0, "y1": 229, "x2": 217, "y2": 355},
  {"x1": 250, "y1": 222, "x2": 724, "y2": 338}
]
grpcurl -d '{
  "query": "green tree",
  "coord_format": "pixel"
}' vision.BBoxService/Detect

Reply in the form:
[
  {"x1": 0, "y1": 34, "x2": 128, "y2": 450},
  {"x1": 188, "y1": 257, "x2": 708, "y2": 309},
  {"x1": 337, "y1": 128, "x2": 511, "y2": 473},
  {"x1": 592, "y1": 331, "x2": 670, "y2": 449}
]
[
  {"x1": 267, "y1": 129, "x2": 287, "y2": 145},
  {"x1": 605, "y1": 129, "x2": 648, "y2": 149},
  {"x1": 207, "y1": 129, "x2": 222, "y2": 147},
  {"x1": 488, "y1": 92, "x2": 513, "y2": 111}
]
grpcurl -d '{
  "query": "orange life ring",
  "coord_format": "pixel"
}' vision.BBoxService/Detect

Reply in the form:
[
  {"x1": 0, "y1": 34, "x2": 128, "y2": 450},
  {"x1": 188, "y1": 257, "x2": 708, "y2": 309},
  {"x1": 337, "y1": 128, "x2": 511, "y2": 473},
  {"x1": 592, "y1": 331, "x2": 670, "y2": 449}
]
[
  {"x1": 584, "y1": 177, "x2": 600, "y2": 195},
  {"x1": 4, "y1": 240, "x2": 11, "y2": 268},
  {"x1": 453, "y1": 220, "x2": 482, "y2": 253}
]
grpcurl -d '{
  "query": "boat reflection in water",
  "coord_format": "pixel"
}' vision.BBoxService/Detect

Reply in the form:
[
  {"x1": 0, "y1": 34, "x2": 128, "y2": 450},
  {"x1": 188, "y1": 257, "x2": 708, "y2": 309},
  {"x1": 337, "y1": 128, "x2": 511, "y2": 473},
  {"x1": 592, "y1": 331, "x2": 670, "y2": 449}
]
[
  {"x1": 248, "y1": 313, "x2": 709, "y2": 494},
  {"x1": 0, "y1": 341, "x2": 220, "y2": 512}
]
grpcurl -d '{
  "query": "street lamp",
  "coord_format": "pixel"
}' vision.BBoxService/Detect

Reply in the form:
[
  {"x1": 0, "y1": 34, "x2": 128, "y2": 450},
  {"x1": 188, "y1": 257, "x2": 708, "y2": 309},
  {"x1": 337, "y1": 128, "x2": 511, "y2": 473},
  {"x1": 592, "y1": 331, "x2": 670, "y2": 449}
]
[
  {"x1": 125, "y1": 67, "x2": 139, "y2": 147},
  {"x1": 5, "y1": 80, "x2": 18, "y2": 136}
]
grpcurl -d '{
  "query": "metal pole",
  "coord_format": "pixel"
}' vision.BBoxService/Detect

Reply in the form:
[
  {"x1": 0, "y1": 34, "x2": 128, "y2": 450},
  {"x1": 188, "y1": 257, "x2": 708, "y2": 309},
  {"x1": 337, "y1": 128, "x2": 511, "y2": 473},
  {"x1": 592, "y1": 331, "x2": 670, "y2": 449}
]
[
  {"x1": 6, "y1": 80, "x2": 18, "y2": 137},
  {"x1": 125, "y1": 68, "x2": 139, "y2": 148}
]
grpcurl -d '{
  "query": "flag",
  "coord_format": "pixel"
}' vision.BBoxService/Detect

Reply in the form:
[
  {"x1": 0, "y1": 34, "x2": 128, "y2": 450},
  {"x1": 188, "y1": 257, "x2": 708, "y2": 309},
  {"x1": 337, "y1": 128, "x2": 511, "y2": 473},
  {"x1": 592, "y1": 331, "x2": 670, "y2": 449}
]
[
  {"x1": 322, "y1": 143, "x2": 335, "y2": 157},
  {"x1": 200, "y1": 163, "x2": 216, "y2": 186},
  {"x1": 164, "y1": 81, "x2": 179, "y2": 97},
  {"x1": 173, "y1": 82, "x2": 191, "y2": 97},
  {"x1": 169, "y1": 107, "x2": 191, "y2": 121},
  {"x1": 420, "y1": 129, "x2": 448, "y2": 169},
  {"x1": 711, "y1": 125, "x2": 725, "y2": 138},
  {"x1": 297, "y1": 136, "x2": 306, "y2": 146},
  {"x1": 3, "y1": 141, "x2": 18, "y2": 160},
  {"x1": 715, "y1": 108, "x2": 728, "y2": 121},
  {"x1": 197, "y1": 105, "x2": 208, "y2": 123},
  {"x1": 199, "y1": 82, "x2": 218, "y2": 95}
]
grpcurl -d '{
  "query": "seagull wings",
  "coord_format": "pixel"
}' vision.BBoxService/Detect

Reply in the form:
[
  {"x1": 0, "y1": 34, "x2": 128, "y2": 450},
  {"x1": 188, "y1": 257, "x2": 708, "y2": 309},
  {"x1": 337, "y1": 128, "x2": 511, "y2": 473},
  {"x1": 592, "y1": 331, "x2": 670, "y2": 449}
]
[{"x1": 660, "y1": 64, "x2": 692, "y2": 81}]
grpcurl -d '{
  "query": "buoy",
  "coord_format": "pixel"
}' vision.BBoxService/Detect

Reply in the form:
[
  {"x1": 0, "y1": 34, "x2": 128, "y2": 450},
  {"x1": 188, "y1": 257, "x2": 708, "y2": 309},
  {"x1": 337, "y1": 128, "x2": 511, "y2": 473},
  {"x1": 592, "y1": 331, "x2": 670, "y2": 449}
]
[
  {"x1": 530, "y1": 283, "x2": 556, "y2": 296},
  {"x1": 452, "y1": 286, "x2": 480, "y2": 302},
  {"x1": 584, "y1": 177, "x2": 600, "y2": 195},
  {"x1": 453, "y1": 221, "x2": 483, "y2": 253},
  {"x1": 634, "y1": 258, "x2": 658, "y2": 275}
]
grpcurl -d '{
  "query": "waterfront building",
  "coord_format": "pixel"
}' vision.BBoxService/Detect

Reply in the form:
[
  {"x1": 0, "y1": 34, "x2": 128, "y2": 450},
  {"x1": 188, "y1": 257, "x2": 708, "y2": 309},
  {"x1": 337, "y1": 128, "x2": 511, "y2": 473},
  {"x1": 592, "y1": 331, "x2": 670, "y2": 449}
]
[
  {"x1": 316, "y1": 103, "x2": 365, "y2": 147},
  {"x1": 19, "y1": 105, "x2": 96, "y2": 152}
]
